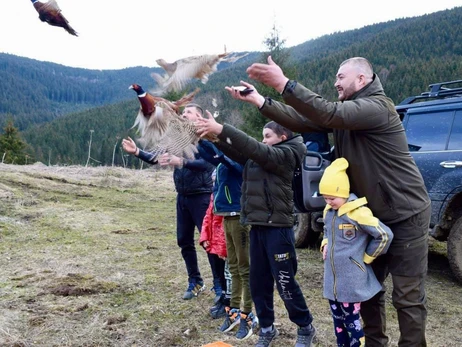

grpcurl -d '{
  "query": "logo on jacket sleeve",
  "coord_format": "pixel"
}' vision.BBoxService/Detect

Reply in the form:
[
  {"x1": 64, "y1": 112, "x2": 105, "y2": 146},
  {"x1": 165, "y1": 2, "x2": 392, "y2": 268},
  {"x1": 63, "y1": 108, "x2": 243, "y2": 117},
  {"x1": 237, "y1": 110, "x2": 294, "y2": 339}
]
[{"x1": 339, "y1": 223, "x2": 356, "y2": 240}]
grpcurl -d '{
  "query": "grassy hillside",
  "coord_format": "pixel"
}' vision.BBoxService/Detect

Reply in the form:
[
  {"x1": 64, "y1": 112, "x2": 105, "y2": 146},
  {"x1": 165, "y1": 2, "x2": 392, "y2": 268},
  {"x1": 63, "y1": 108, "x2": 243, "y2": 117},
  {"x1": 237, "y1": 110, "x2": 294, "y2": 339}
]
[{"x1": 0, "y1": 163, "x2": 461, "y2": 346}]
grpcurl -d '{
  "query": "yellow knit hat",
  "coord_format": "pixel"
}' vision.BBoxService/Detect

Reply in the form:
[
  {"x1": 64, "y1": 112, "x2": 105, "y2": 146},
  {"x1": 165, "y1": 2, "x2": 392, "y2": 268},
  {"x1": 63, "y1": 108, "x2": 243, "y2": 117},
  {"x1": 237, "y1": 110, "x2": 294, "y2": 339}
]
[{"x1": 319, "y1": 158, "x2": 350, "y2": 198}]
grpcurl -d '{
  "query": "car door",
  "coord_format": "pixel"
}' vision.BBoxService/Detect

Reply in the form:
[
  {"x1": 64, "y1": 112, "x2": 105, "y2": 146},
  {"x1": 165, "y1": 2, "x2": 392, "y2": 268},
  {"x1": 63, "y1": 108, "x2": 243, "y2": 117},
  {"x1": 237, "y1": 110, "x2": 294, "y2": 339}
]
[{"x1": 402, "y1": 105, "x2": 462, "y2": 226}]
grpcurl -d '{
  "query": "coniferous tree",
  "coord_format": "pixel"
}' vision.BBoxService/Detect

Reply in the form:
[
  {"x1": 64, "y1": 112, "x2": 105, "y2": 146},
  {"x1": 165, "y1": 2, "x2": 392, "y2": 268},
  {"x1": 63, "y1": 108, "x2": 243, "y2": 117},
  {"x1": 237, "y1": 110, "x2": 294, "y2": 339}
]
[
  {"x1": 241, "y1": 23, "x2": 295, "y2": 139},
  {"x1": 0, "y1": 119, "x2": 29, "y2": 164}
]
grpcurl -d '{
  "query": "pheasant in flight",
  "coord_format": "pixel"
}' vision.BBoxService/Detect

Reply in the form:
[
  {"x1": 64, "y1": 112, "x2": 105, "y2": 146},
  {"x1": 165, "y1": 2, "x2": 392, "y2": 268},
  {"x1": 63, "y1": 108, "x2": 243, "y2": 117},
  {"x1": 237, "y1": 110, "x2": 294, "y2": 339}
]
[
  {"x1": 31, "y1": 0, "x2": 78, "y2": 36},
  {"x1": 129, "y1": 84, "x2": 213, "y2": 159},
  {"x1": 151, "y1": 52, "x2": 248, "y2": 94}
]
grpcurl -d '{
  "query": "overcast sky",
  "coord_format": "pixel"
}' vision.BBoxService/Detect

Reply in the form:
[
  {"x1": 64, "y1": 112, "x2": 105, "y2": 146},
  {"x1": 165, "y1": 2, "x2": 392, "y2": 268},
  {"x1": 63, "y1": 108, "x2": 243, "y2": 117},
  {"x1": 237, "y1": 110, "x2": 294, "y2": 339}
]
[{"x1": 2, "y1": 0, "x2": 461, "y2": 70}]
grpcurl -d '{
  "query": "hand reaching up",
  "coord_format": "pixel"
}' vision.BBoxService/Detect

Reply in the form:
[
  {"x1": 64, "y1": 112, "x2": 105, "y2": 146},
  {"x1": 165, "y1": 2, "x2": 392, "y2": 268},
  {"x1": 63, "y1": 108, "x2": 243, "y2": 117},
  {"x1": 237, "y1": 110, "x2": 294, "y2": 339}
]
[
  {"x1": 225, "y1": 81, "x2": 266, "y2": 108},
  {"x1": 122, "y1": 137, "x2": 138, "y2": 155},
  {"x1": 246, "y1": 56, "x2": 290, "y2": 93},
  {"x1": 196, "y1": 111, "x2": 224, "y2": 138}
]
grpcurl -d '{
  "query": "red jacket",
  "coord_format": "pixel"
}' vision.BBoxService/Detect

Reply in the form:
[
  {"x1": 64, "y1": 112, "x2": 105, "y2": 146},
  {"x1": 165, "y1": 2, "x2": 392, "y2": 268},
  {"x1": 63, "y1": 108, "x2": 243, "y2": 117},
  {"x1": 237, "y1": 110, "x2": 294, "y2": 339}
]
[{"x1": 200, "y1": 194, "x2": 227, "y2": 258}]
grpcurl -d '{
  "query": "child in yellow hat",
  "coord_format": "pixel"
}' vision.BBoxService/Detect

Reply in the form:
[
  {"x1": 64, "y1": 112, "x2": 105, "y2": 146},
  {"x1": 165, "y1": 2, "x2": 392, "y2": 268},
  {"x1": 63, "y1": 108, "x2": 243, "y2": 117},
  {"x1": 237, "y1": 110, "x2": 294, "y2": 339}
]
[{"x1": 319, "y1": 157, "x2": 393, "y2": 347}]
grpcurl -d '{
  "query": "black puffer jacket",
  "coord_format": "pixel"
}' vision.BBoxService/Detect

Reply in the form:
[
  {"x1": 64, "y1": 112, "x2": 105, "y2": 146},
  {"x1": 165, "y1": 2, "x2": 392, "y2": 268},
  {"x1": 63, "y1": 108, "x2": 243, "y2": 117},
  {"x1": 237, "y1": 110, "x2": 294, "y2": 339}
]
[
  {"x1": 172, "y1": 153, "x2": 214, "y2": 195},
  {"x1": 217, "y1": 124, "x2": 306, "y2": 227},
  {"x1": 137, "y1": 149, "x2": 213, "y2": 195}
]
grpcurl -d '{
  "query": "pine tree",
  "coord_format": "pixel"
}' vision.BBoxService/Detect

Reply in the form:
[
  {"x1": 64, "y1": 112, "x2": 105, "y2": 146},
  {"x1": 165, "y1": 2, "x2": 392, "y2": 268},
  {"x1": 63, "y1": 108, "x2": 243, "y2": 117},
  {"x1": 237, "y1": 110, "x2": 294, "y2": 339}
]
[
  {"x1": 241, "y1": 23, "x2": 296, "y2": 139},
  {"x1": 0, "y1": 120, "x2": 29, "y2": 164}
]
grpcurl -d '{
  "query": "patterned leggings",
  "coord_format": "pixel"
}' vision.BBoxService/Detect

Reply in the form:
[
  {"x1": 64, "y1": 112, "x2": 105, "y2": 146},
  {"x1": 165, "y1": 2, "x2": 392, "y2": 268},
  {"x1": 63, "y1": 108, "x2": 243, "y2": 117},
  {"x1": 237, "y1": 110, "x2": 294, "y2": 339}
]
[{"x1": 328, "y1": 300, "x2": 365, "y2": 347}]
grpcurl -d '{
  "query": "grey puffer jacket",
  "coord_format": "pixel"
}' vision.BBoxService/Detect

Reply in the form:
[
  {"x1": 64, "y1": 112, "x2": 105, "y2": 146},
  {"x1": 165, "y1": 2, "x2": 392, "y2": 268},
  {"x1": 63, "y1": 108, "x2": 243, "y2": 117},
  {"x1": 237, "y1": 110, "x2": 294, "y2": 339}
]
[
  {"x1": 321, "y1": 193, "x2": 393, "y2": 302},
  {"x1": 216, "y1": 124, "x2": 306, "y2": 227},
  {"x1": 260, "y1": 75, "x2": 430, "y2": 226}
]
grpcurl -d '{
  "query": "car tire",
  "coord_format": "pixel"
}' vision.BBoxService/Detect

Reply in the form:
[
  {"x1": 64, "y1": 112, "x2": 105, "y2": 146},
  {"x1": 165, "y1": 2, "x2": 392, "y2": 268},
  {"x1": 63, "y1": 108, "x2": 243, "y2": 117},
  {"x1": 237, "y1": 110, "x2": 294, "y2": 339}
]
[
  {"x1": 294, "y1": 212, "x2": 321, "y2": 248},
  {"x1": 447, "y1": 217, "x2": 462, "y2": 283}
]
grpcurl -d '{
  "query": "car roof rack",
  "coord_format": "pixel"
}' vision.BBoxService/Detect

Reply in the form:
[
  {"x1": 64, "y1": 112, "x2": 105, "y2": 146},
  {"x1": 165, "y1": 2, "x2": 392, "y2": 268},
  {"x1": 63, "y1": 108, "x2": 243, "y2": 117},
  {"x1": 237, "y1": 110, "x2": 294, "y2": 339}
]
[{"x1": 398, "y1": 80, "x2": 462, "y2": 105}]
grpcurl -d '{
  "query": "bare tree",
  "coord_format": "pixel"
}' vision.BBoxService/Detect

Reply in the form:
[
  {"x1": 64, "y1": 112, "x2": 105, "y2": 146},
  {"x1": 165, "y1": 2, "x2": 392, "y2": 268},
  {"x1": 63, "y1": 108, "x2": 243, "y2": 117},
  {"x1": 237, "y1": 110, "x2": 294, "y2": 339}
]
[
  {"x1": 122, "y1": 154, "x2": 129, "y2": 168},
  {"x1": 112, "y1": 136, "x2": 120, "y2": 167},
  {"x1": 86, "y1": 130, "x2": 94, "y2": 167}
]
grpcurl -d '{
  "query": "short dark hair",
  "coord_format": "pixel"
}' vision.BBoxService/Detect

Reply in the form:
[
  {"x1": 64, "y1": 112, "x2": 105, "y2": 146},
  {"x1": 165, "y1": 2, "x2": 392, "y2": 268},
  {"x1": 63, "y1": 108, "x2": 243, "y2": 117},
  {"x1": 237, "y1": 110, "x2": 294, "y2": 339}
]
[
  {"x1": 264, "y1": 121, "x2": 293, "y2": 138},
  {"x1": 185, "y1": 103, "x2": 204, "y2": 116}
]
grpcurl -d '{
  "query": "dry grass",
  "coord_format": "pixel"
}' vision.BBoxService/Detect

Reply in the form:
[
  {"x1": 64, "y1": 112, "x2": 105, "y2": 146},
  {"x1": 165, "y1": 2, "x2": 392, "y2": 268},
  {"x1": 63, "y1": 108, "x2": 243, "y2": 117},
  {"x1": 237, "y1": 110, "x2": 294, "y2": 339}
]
[{"x1": 0, "y1": 163, "x2": 461, "y2": 346}]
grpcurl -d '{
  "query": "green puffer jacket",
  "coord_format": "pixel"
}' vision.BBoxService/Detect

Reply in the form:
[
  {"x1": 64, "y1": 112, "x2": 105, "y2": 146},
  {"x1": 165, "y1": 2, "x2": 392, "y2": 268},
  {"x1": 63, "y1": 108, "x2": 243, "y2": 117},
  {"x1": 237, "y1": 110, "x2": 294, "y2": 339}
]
[{"x1": 216, "y1": 124, "x2": 306, "y2": 227}]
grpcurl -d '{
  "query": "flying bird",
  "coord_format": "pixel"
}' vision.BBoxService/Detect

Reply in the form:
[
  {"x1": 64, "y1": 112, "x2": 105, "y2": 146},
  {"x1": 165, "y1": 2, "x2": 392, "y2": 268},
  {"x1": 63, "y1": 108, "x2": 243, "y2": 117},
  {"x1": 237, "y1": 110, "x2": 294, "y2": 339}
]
[
  {"x1": 151, "y1": 52, "x2": 248, "y2": 94},
  {"x1": 129, "y1": 84, "x2": 215, "y2": 159},
  {"x1": 31, "y1": 0, "x2": 78, "y2": 36}
]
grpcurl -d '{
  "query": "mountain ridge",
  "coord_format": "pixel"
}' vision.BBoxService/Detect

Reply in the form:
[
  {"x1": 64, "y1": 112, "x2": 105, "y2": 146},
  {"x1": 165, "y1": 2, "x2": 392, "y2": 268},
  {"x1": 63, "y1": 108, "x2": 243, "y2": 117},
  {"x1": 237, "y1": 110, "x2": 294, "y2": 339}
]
[{"x1": 2, "y1": 6, "x2": 462, "y2": 165}]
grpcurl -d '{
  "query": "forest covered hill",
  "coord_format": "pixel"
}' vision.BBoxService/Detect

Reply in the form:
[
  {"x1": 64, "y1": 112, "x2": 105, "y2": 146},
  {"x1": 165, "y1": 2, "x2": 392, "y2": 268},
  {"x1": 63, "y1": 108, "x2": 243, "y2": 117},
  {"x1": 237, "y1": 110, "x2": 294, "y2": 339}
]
[
  {"x1": 0, "y1": 52, "x2": 257, "y2": 131},
  {"x1": 3, "y1": 6, "x2": 462, "y2": 166}
]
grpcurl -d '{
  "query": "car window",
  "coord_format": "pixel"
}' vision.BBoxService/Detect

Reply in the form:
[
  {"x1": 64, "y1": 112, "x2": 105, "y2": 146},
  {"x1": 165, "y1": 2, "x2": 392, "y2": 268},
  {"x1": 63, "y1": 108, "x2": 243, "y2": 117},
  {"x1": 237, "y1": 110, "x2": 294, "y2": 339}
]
[
  {"x1": 448, "y1": 110, "x2": 462, "y2": 150},
  {"x1": 405, "y1": 111, "x2": 453, "y2": 151}
]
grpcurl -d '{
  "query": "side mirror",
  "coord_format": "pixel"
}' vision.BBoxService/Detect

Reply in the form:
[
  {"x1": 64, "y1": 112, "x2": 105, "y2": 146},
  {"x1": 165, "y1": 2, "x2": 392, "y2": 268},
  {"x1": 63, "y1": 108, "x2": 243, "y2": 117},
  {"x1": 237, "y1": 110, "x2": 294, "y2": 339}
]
[{"x1": 294, "y1": 151, "x2": 331, "y2": 212}]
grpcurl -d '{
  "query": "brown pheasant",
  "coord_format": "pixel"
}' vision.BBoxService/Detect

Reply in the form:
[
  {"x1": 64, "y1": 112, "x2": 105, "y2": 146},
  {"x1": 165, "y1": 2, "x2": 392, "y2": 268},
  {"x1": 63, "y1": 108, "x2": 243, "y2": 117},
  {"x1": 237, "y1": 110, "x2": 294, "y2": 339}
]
[
  {"x1": 151, "y1": 52, "x2": 232, "y2": 94},
  {"x1": 31, "y1": 0, "x2": 78, "y2": 36},
  {"x1": 129, "y1": 84, "x2": 215, "y2": 159}
]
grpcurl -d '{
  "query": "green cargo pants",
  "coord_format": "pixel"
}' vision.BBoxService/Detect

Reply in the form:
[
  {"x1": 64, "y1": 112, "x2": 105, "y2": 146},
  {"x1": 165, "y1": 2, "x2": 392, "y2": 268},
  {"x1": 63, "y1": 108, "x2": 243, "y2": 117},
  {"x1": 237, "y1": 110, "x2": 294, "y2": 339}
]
[
  {"x1": 361, "y1": 205, "x2": 430, "y2": 347},
  {"x1": 224, "y1": 216, "x2": 252, "y2": 312}
]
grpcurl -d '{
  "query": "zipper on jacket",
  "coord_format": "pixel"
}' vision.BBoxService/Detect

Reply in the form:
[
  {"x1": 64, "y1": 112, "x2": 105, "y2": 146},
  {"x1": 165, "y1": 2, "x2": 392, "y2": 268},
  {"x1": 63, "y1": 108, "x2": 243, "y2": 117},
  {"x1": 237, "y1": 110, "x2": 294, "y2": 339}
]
[
  {"x1": 330, "y1": 215, "x2": 337, "y2": 300},
  {"x1": 225, "y1": 185, "x2": 232, "y2": 204},
  {"x1": 263, "y1": 179, "x2": 274, "y2": 223},
  {"x1": 349, "y1": 256, "x2": 366, "y2": 272}
]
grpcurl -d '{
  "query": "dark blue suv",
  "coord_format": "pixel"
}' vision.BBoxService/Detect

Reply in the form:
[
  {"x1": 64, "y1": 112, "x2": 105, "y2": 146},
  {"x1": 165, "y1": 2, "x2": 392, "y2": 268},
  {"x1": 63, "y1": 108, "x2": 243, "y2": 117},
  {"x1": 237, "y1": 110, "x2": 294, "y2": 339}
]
[
  {"x1": 294, "y1": 80, "x2": 462, "y2": 284},
  {"x1": 396, "y1": 80, "x2": 462, "y2": 283}
]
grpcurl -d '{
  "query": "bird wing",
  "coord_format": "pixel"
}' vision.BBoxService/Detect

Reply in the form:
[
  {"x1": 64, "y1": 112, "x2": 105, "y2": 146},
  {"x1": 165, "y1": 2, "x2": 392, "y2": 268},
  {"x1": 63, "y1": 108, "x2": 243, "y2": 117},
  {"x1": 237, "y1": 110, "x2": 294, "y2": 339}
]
[
  {"x1": 172, "y1": 88, "x2": 200, "y2": 109},
  {"x1": 221, "y1": 52, "x2": 250, "y2": 63},
  {"x1": 161, "y1": 116, "x2": 199, "y2": 159},
  {"x1": 149, "y1": 72, "x2": 170, "y2": 95},
  {"x1": 43, "y1": 0, "x2": 61, "y2": 12},
  {"x1": 156, "y1": 59, "x2": 177, "y2": 77},
  {"x1": 34, "y1": 0, "x2": 60, "y2": 18},
  {"x1": 155, "y1": 53, "x2": 228, "y2": 93},
  {"x1": 138, "y1": 104, "x2": 199, "y2": 159},
  {"x1": 36, "y1": 0, "x2": 78, "y2": 36}
]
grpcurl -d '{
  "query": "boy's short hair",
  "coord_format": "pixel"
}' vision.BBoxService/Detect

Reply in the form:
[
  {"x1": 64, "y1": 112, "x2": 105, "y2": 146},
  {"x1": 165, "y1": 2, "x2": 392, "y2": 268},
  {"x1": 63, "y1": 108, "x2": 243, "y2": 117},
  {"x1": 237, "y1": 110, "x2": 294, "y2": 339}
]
[
  {"x1": 264, "y1": 121, "x2": 293, "y2": 138},
  {"x1": 185, "y1": 103, "x2": 204, "y2": 117}
]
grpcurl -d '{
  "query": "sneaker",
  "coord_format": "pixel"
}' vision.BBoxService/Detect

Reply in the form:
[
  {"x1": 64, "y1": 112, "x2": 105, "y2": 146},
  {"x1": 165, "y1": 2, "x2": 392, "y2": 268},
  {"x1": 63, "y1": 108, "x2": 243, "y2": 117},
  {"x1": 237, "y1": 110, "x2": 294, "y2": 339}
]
[
  {"x1": 255, "y1": 326, "x2": 279, "y2": 347},
  {"x1": 236, "y1": 312, "x2": 256, "y2": 340},
  {"x1": 219, "y1": 307, "x2": 240, "y2": 332},
  {"x1": 295, "y1": 324, "x2": 316, "y2": 347},
  {"x1": 210, "y1": 300, "x2": 227, "y2": 319},
  {"x1": 182, "y1": 281, "x2": 206, "y2": 300},
  {"x1": 209, "y1": 303, "x2": 219, "y2": 315},
  {"x1": 211, "y1": 279, "x2": 223, "y2": 304}
]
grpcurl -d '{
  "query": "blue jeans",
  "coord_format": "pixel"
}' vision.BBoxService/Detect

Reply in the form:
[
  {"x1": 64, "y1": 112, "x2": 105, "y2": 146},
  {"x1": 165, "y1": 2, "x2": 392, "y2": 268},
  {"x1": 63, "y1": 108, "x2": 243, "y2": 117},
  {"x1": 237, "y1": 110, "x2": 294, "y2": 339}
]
[{"x1": 176, "y1": 193, "x2": 210, "y2": 283}]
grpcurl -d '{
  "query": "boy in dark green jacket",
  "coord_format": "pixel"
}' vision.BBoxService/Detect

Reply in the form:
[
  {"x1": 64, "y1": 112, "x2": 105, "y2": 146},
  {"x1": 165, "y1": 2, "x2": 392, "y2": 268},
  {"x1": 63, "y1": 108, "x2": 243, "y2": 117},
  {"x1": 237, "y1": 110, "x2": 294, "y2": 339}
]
[{"x1": 196, "y1": 115, "x2": 316, "y2": 347}]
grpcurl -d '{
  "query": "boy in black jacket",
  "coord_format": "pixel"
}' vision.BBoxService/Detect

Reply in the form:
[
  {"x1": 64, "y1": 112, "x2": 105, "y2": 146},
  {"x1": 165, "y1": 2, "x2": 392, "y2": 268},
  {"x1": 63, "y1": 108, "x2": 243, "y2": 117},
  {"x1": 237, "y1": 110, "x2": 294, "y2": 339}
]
[
  {"x1": 196, "y1": 115, "x2": 316, "y2": 347},
  {"x1": 122, "y1": 104, "x2": 215, "y2": 301}
]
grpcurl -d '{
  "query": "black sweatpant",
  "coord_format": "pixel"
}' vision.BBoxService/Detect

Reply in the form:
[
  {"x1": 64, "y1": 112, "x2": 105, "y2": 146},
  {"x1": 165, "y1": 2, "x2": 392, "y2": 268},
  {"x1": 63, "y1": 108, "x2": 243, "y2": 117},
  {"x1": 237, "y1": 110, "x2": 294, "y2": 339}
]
[{"x1": 249, "y1": 225, "x2": 313, "y2": 329}]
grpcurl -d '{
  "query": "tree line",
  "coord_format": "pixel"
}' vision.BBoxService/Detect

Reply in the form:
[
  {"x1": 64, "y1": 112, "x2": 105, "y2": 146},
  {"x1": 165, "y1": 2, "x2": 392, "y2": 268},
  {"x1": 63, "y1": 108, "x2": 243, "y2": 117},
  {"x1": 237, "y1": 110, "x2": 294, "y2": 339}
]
[{"x1": 2, "y1": 6, "x2": 462, "y2": 166}]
